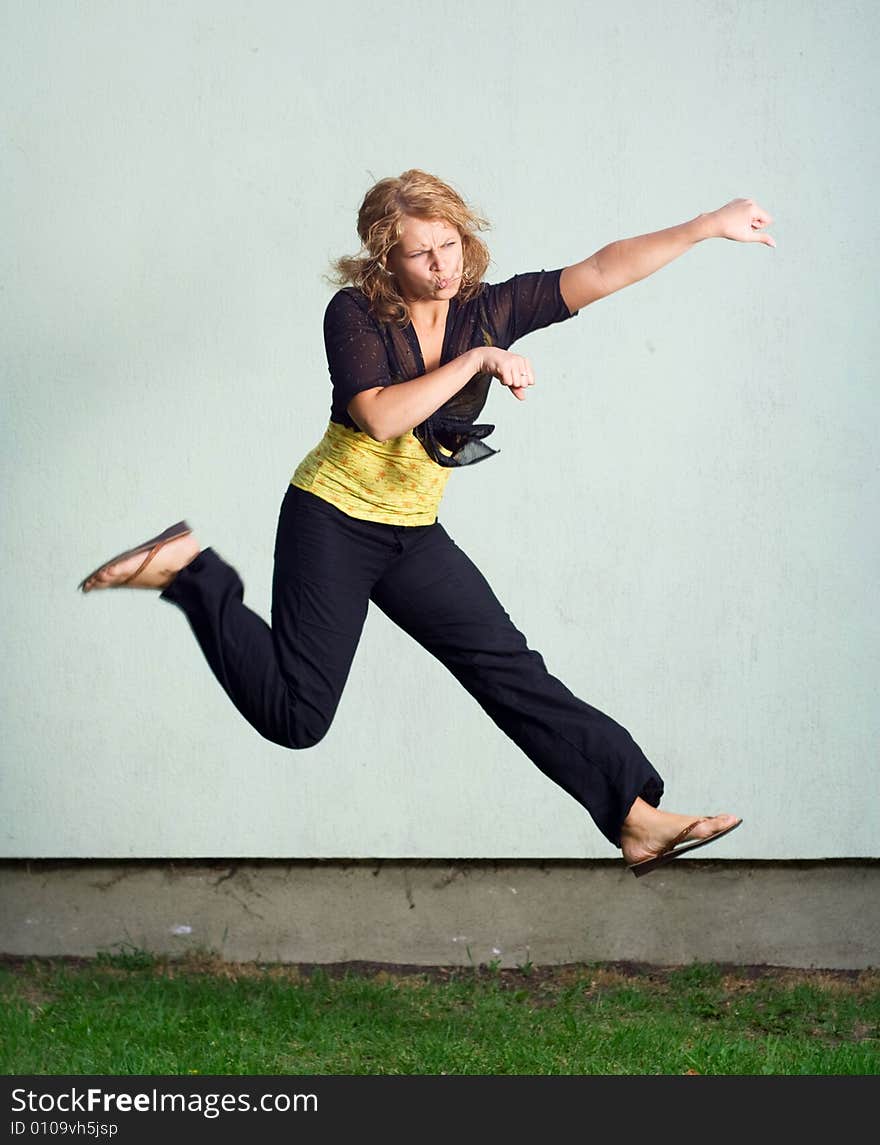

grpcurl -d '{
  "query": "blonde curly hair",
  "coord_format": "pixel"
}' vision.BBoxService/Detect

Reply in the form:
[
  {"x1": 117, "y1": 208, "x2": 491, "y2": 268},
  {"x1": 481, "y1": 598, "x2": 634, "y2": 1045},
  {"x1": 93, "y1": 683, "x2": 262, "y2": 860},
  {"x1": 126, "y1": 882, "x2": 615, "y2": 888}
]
[{"x1": 331, "y1": 169, "x2": 491, "y2": 325}]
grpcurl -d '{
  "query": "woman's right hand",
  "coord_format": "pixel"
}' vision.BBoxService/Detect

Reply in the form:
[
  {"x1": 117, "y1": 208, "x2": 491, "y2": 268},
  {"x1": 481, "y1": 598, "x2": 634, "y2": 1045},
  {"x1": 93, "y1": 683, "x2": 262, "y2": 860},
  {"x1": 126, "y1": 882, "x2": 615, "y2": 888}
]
[{"x1": 475, "y1": 346, "x2": 535, "y2": 401}]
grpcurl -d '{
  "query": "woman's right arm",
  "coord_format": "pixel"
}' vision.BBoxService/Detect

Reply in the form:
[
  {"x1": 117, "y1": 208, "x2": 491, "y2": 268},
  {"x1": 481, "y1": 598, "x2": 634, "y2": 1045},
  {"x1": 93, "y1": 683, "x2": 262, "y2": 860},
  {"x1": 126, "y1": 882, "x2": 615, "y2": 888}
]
[{"x1": 348, "y1": 346, "x2": 533, "y2": 443}]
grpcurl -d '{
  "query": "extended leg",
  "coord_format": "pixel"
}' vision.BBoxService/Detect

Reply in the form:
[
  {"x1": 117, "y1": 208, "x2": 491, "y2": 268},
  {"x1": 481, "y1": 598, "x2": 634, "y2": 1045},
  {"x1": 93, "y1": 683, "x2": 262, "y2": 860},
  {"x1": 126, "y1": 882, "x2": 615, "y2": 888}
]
[{"x1": 370, "y1": 522, "x2": 663, "y2": 846}]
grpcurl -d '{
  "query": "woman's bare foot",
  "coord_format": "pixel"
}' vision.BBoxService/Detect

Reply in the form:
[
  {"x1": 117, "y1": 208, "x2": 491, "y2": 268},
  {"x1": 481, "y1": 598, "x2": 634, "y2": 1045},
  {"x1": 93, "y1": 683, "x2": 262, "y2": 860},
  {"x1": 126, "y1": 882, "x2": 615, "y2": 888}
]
[
  {"x1": 81, "y1": 532, "x2": 201, "y2": 592},
  {"x1": 620, "y1": 797, "x2": 741, "y2": 867}
]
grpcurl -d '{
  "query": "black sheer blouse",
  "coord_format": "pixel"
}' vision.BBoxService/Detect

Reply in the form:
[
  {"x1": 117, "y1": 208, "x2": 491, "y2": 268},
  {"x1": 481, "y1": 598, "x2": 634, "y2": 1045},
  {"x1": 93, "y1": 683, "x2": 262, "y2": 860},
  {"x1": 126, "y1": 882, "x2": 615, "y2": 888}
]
[{"x1": 323, "y1": 268, "x2": 578, "y2": 467}]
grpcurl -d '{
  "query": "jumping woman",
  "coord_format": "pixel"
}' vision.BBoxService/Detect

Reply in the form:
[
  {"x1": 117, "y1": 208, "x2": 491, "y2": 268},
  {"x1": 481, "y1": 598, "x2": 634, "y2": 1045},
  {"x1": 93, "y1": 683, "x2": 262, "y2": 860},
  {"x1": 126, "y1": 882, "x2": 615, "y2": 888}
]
[{"x1": 80, "y1": 170, "x2": 773, "y2": 876}]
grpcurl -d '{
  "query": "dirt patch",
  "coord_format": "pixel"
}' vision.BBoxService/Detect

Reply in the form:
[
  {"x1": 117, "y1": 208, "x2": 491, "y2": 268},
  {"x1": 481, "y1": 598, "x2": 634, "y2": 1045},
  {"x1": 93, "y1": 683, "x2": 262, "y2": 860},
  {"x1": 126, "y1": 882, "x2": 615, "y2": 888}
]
[
  {"x1": 1, "y1": 952, "x2": 875, "y2": 993},
  {"x1": 2, "y1": 980, "x2": 57, "y2": 1011}
]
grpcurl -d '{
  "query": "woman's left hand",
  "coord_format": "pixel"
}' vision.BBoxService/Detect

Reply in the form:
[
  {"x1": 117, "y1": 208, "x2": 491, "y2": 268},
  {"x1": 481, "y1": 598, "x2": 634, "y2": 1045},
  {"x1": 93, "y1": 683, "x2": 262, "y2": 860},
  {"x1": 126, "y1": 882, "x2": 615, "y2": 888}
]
[{"x1": 707, "y1": 198, "x2": 776, "y2": 247}]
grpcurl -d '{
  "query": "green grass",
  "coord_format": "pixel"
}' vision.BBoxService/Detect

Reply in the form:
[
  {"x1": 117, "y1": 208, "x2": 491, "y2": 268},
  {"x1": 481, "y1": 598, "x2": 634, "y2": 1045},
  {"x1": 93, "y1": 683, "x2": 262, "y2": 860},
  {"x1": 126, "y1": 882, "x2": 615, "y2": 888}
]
[{"x1": 2, "y1": 953, "x2": 878, "y2": 1075}]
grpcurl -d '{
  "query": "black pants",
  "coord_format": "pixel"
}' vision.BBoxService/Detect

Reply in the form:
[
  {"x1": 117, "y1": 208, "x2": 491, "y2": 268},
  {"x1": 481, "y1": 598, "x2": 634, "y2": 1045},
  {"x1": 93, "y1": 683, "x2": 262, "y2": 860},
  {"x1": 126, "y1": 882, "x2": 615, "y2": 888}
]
[{"x1": 161, "y1": 485, "x2": 663, "y2": 846}]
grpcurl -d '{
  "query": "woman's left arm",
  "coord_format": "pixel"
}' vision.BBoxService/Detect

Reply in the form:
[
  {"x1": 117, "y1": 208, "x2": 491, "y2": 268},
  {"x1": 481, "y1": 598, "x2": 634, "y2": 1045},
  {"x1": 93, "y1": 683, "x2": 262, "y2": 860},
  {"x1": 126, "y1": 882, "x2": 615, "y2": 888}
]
[{"x1": 559, "y1": 198, "x2": 776, "y2": 313}]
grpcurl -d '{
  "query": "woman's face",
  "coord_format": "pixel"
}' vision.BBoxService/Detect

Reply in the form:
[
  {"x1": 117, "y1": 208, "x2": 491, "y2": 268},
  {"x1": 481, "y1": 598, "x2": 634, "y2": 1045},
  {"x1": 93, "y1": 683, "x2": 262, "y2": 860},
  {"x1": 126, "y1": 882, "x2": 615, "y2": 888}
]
[{"x1": 385, "y1": 216, "x2": 464, "y2": 304}]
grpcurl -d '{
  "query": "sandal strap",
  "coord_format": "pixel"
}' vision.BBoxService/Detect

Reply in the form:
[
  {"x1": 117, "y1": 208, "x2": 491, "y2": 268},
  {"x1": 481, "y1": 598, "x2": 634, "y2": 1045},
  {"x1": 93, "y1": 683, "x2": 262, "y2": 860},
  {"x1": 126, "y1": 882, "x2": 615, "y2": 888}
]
[
  {"x1": 662, "y1": 818, "x2": 705, "y2": 856},
  {"x1": 119, "y1": 541, "x2": 165, "y2": 586}
]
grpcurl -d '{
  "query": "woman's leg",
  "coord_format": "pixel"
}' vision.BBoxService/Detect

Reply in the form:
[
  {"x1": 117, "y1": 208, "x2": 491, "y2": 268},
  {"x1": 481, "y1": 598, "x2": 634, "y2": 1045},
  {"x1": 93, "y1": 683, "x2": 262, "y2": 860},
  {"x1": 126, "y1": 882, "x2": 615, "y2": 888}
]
[
  {"x1": 155, "y1": 487, "x2": 396, "y2": 747},
  {"x1": 370, "y1": 521, "x2": 663, "y2": 847}
]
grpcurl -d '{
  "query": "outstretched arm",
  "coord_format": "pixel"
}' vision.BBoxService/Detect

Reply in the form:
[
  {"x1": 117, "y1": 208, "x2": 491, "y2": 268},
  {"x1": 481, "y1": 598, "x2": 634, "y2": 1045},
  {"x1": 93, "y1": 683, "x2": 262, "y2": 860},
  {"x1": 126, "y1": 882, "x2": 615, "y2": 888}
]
[{"x1": 559, "y1": 198, "x2": 776, "y2": 313}]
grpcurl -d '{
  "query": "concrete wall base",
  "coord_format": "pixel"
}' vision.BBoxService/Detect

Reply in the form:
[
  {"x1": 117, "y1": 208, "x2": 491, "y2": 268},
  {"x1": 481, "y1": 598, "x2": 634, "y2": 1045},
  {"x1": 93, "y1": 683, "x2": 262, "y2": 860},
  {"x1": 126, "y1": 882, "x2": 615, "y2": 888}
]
[{"x1": 2, "y1": 860, "x2": 877, "y2": 970}]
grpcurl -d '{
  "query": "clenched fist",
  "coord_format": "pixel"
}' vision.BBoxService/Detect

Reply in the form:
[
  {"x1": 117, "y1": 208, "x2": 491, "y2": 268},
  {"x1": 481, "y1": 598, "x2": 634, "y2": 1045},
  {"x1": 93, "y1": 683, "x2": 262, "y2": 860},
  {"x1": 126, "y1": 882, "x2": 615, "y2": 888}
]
[
  {"x1": 477, "y1": 346, "x2": 536, "y2": 401},
  {"x1": 707, "y1": 198, "x2": 776, "y2": 247}
]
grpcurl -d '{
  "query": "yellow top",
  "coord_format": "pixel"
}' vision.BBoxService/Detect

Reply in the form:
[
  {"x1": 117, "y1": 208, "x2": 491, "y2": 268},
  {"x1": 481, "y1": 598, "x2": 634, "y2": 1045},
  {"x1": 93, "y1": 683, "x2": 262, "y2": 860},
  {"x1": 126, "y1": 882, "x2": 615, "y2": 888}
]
[{"x1": 291, "y1": 421, "x2": 453, "y2": 526}]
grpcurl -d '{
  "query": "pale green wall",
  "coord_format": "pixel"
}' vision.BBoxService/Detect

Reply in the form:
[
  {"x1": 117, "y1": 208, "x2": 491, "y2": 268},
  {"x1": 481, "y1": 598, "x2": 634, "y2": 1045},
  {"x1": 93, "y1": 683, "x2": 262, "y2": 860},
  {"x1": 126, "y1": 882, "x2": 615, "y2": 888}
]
[{"x1": 2, "y1": 0, "x2": 877, "y2": 858}]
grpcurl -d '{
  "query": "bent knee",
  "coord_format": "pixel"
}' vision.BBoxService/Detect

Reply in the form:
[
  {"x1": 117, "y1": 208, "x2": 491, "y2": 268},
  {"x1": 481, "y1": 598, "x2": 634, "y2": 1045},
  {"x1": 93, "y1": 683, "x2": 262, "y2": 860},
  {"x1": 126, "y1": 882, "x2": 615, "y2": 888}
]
[
  {"x1": 279, "y1": 709, "x2": 334, "y2": 750},
  {"x1": 283, "y1": 725, "x2": 330, "y2": 750},
  {"x1": 264, "y1": 691, "x2": 338, "y2": 750}
]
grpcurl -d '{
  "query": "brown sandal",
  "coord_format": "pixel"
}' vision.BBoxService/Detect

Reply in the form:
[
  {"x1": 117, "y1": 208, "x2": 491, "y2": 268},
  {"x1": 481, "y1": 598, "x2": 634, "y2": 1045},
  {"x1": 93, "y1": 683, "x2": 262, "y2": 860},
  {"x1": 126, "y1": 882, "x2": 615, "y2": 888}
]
[
  {"x1": 627, "y1": 817, "x2": 742, "y2": 879},
  {"x1": 78, "y1": 521, "x2": 192, "y2": 592}
]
